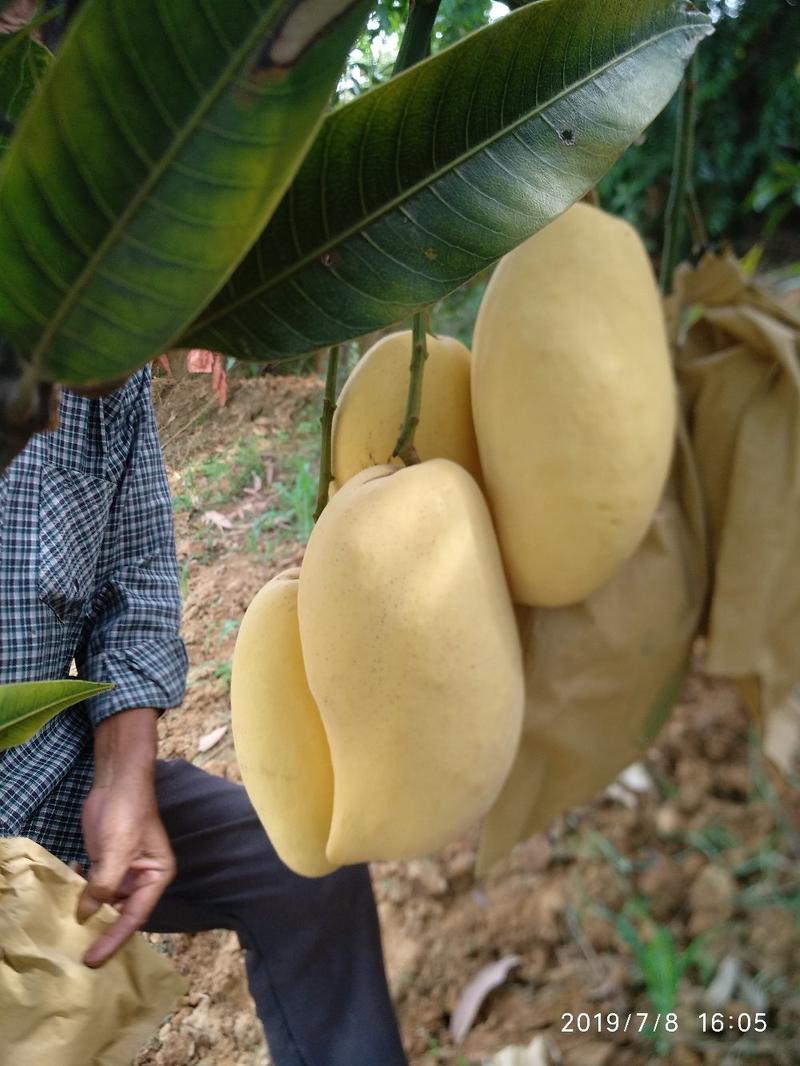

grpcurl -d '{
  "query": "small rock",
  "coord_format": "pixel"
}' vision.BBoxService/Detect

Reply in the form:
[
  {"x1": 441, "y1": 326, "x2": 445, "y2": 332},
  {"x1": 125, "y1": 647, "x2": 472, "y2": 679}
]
[
  {"x1": 514, "y1": 834, "x2": 551, "y2": 874},
  {"x1": 564, "y1": 1041, "x2": 614, "y2": 1066},
  {"x1": 676, "y1": 757, "x2": 714, "y2": 814},
  {"x1": 669, "y1": 1046, "x2": 705, "y2": 1066},
  {"x1": 232, "y1": 1010, "x2": 261, "y2": 1048},
  {"x1": 155, "y1": 1029, "x2": 196, "y2": 1065},
  {"x1": 407, "y1": 858, "x2": 449, "y2": 897},
  {"x1": 582, "y1": 914, "x2": 618, "y2": 953},
  {"x1": 713, "y1": 764, "x2": 749, "y2": 799},
  {"x1": 655, "y1": 804, "x2": 684, "y2": 837},
  {"x1": 638, "y1": 856, "x2": 686, "y2": 922},
  {"x1": 688, "y1": 865, "x2": 736, "y2": 935},
  {"x1": 446, "y1": 849, "x2": 476, "y2": 881},
  {"x1": 747, "y1": 905, "x2": 798, "y2": 978}
]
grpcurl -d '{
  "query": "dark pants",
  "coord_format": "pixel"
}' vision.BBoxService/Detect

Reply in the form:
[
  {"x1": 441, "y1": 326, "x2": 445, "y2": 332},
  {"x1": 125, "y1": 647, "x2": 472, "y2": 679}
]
[{"x1": 144, "y1": 760, "x2": 408, "y2": 1066}]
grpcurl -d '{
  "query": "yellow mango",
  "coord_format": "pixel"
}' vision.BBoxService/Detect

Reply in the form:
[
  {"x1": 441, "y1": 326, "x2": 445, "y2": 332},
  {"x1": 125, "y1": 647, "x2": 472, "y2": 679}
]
[
  {"x1": 231, "y1": 568, "x2": 336, "y2": 878},
  {"x1": 331, "y1": 330, "x2": 482, "y2": 487},
  {"x1": 298, "y1": 460, "x2": 524, "y2": 864},
  {"x1": 471, "y1": 202, "x2": 675, "y2": 606}
]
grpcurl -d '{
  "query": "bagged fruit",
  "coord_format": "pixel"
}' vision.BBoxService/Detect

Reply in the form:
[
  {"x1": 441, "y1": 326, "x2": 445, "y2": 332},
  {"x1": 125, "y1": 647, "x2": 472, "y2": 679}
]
[
  {"x1": 477, "y1": 423, "x2": 707, "y2": 872},
  {"x1": 671, "y1": 250, "x2": 800, "y2": 720},
  {"x1": 0, "y1": 837, "x2": 184, "y2": 1066}
]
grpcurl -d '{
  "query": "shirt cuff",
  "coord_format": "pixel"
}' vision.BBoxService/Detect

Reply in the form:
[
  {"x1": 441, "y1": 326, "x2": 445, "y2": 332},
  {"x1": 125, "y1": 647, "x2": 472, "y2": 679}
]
[{"x1": 80, "y1": 637, "x2": 188, "y2": 727}]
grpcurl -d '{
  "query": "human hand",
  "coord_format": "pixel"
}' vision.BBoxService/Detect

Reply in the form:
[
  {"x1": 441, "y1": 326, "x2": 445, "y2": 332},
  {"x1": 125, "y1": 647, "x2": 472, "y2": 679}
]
[
  {"x1": 76, "y1": 709, "x2": 175, "y2": 967},
  {"x1": 77, "y1": 779, "x2": 175, "y2": 966}
]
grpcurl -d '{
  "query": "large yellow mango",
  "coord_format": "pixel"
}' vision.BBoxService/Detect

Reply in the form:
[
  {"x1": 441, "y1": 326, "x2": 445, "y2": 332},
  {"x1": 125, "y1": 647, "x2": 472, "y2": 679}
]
[
  {"x1": 230, "y1": 568, "x2": 337, "y2": 878},
  {"x1": 331, "y1": 330, "x2": 482, "y2": 487},
  {"x1": 298, "y1": 460, "x2": 524, "y2": 864},
  {"x1": 471, "y1": 203, "x2": 675, "y2": 606}
]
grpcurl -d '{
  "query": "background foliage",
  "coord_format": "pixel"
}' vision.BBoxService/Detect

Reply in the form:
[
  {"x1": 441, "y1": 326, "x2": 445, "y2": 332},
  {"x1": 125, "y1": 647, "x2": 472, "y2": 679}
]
[{"x1": 600, "y1": 0, "x2": 800, "y2": 256}]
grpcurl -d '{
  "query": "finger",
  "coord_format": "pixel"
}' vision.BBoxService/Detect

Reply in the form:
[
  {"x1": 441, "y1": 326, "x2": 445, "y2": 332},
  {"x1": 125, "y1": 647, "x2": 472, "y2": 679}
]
[
  {"x1": 83, "y1": 871, "x2": 168, "y2": 967},
  {"x1": 77, "y1": 848, "x2": 133, "y2": 922}
]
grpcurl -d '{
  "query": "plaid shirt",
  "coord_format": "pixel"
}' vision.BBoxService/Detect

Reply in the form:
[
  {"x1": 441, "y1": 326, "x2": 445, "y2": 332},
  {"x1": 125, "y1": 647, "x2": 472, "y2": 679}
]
[{"x1": 0, "y1": 366, "x2": 187, "y2": 864}]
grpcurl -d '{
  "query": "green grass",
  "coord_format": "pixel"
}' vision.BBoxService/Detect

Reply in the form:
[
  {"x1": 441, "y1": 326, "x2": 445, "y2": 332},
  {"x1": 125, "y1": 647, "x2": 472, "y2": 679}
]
[
  {"x1": 173, "y1": 435, "x2": 266, "y2": 513},
  {"x1": 247, "y1": 453, "x2": 319, "y2": 556},
  {"x1": 605, "y1": 900, "x2": 706, "y2": 1055}
]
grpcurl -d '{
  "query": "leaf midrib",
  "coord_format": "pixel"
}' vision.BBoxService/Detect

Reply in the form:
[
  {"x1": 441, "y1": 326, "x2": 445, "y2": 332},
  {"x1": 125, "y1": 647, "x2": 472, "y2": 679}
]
[
  {"x1": 0, "y1": 681, "x2": 114, "y2": 730},
  {"x1": 191, "y1": 11, "x2": 707, "y2": 333},
  {"x1": 27, "y1": 0, "x2": 291, "y2": 369}
]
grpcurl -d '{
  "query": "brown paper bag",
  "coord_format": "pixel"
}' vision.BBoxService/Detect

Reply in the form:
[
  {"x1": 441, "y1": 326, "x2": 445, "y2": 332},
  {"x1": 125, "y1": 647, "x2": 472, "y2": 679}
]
[
  {"x1": 0, "y1": 837, "x2": 185, "y2": 1066},
  {"x1": 477, "y1": 424, "x2": 707, "y2": 872},
  {"x1": 672, "y1": 251, "x2": 800, "y2": 719}
]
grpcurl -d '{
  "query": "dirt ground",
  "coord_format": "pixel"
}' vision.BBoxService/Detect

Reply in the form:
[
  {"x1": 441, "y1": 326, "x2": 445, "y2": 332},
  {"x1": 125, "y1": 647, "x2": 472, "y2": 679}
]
[{"x1": 132, "y1": 372, "x2": 800, "y2": 1066}]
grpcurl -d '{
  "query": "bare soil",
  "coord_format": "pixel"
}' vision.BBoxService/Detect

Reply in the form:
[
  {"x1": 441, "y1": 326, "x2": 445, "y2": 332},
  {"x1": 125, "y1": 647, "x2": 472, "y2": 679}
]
[{"x1": 133, "y1": 372, "x2": 800, "y2": 1066}]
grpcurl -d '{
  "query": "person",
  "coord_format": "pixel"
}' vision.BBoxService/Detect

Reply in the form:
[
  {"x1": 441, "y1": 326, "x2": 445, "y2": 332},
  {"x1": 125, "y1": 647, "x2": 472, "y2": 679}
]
[{"x1": 0, "y1": 366, "x2": 409, "y2": 1066}]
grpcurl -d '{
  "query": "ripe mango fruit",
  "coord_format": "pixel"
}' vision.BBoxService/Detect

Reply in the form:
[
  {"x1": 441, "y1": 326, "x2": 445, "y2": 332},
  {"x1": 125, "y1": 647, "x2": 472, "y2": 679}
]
[
  {"x1": 471, "y1": 202, "x2": 675, "y2": 607},
  {"x1": 298, "y1": 460, "x2": 524, "y2": 865},
  {"x1": 331, "y1": 330, "x2": 481, "y2": 487},
  {"x1": 230, "y1": 568, "x2": 337, "y2": 878}
]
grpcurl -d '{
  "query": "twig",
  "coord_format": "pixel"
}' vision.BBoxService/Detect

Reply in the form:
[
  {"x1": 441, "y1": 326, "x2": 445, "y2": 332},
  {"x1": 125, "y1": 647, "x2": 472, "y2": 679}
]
[
  {"x1": 389, "y1": 1, "x2": 443, "y2": 466},
  {"x1": 687, "y1": 186, "x2": 709, "y2": 250},
  {"x1": 392, "y1": 312, "x2": 428, "y2": 466},
  {"x1": 392, "y1": 0, "x2": 442, "y2": 75},
  {"x1": 660, "y1": 52, "x2": 699, "y2": 294},
  {"x1": 313, "y1": 345, "x2": 340, "y2": 522},
  {"x1": 161, "y1": 397, "x2": 217, "y2": 450}
]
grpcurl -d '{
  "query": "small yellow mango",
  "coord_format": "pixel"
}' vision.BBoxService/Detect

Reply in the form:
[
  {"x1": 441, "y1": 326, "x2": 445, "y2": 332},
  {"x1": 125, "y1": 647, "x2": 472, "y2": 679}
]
[
  {"x1": 230, "y1": 568, "x2": 336, "y2": 878},
  {"x1": 298, "y1": 460, "x2": 524, "y2": 864},
  {"x1": 471, "y1": 202, "x2": 676, "y2": 606},
  {"x1": 331, "y1": 330, "x2": 482, "y2": 488}
]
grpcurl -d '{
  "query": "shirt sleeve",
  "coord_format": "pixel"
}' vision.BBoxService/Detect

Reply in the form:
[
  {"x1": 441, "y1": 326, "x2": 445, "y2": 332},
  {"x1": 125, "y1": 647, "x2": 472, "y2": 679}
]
[{"x1": 75, "y1": 366, "x2": 188, "y2": 726}]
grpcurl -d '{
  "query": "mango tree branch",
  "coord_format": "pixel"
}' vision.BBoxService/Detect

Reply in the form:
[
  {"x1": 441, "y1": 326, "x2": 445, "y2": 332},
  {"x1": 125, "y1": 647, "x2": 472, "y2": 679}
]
[
  {"x1": 392, "y1": 313, "x2": 428, "y2": 466},
  {"x1": 314, "y1": 344, "x2": 340, "y2": 522},
  {"x1": 392, "y1": 0, "x2": 442, "y2": 74},
  {"x1": 660, "y1": 52, "x2": 699, "y2": 295}
]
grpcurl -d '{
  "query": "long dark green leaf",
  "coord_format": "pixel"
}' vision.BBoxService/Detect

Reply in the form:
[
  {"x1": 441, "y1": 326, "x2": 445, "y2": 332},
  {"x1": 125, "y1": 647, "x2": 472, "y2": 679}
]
[
  {"x1": 0, "y1": 29, "x2": 51, "y2": 153},
  {"x1": 186, "y1": 0, "x2": 712, "y2": 360},
  {"x1": 0, "y1": 0, "x2": 369, "y2": 385},
  {"x1": 0, "y1": 679, "x2": 114, "y2": 749}
]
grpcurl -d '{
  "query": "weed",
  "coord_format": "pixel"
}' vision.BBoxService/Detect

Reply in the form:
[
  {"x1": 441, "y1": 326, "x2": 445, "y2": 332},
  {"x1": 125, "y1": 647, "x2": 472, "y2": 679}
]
[
  {"x1": 585, "y1": 829, "x2": 636, "y2": 875},
  {"x1": 173, "y1": 436, "x2": 266, "y2": 513},
  {"x1": 218, "y1": 618, "x2": 240, "y2": 644},
  {"x1": 179, "y1": 559, "x2": 191, "y2": 600},
  {"x1": 214, "y1": 660, "x2": 232, "y2": 692},
  {"x1": 687, "y1": 822, "x2": 738, "y2": 861},
  {"x1": 247, "y1": 454, "x2": 318, "y2": 556},
  {"x1": 605, "y1": 900, "x2": 705, "y2": 1055}
]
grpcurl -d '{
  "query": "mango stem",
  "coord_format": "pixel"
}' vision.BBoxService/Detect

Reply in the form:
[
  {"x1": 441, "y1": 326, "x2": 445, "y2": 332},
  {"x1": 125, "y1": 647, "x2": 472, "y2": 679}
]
[{"x1": 313, "y1": 344, "x2": 340, "y2": 522}]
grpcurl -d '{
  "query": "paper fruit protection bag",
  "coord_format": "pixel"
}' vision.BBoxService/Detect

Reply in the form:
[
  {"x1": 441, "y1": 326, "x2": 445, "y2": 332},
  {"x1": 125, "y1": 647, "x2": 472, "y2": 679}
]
[
  {"x1": 0, "y1": 837, "x2": 184, "y2": 1066},
  {"x1": 478, "y1": 423, "x2": 707, "y2": 873},
  {"x1": 671, "y1": 251, "x2": 800, "y2": 755}
]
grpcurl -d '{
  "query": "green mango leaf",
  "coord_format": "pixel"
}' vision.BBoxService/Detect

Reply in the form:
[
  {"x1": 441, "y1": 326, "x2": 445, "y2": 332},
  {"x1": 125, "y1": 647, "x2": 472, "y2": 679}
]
[
  {"x1": 0, "y1": 0, "x2": 369, "y2": 386},
  {"x1": 186, "y1": 0, "x2": 712, "y2": 360},
  {"x1": 0, "y1": 679, "x2": 114, "y2": 749},
  {"x1": 0, "y1": 29, "x2": 51, "y2": 153}
]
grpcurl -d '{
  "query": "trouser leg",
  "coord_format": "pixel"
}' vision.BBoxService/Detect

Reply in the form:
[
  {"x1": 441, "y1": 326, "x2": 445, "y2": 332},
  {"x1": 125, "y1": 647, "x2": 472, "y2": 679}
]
[{"x1": 144, "y1": 759, "x2": 407, "y2": 1066}]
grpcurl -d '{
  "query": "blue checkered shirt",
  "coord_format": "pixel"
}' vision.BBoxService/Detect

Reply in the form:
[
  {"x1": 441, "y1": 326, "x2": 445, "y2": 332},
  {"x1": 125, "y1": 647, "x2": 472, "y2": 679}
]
[{"x1": 0, "y1": 366, "x2": 187, "y2": 864}]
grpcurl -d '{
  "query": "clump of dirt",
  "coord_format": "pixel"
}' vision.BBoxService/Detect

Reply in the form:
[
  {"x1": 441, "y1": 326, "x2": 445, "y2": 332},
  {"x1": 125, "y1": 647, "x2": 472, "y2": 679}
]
[{"x1": 134, "y1": 374, "x2": 800, "y2": 1066}]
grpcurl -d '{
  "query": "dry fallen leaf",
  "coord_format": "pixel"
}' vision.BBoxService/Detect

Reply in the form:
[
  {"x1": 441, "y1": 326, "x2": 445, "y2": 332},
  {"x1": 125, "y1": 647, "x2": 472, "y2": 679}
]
[
  {"x1": 449, "y1": 954, "x2": 521, "y2": 1045},
  {"x1": 483, "y1": 1034, "x2": 555, "y2": 1066},
  {"x1": 202, "y1": 510, "x2": 233, "y2": 531},
  {"x1": 197, "y1": 726, "x2": 227, "y2": 753}
]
